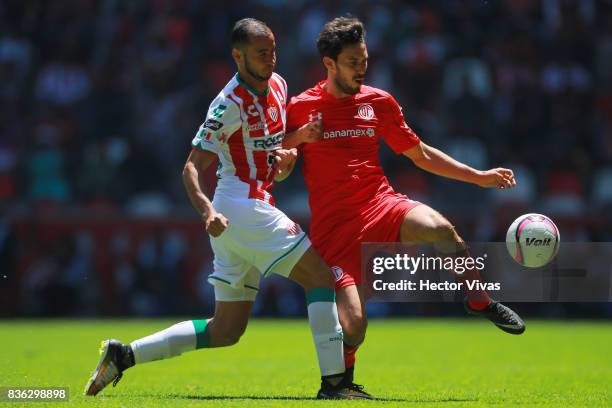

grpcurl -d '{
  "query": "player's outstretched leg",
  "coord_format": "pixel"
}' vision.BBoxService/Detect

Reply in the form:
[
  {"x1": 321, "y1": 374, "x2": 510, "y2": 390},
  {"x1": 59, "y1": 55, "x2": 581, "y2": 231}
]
[
  {"x1": 84, "y1": 301, "x2": 252, "y2": 396},
  {"x1": 288, "y1": 247, "x2": 372, "y2": 400},
  {"x1": 400, "y1": 204, "x2": 526, "y2": 334},
  {"x1": 464, "y1": 299, "x2": 525, "y2": 334}
]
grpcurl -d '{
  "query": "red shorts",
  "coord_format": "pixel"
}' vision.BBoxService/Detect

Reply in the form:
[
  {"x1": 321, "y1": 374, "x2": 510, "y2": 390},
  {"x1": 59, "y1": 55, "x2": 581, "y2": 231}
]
[{"x1": 311, "y1": 194, "x2": 422, "y2": 289}]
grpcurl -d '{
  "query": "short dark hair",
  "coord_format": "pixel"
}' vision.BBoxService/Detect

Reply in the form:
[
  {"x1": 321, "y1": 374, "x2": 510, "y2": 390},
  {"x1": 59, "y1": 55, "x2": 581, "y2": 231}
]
[
  {"x1": 317, "y1": 17, "x2": 365, "y2": 60},
  {"x1": 231, "y1": 18, "x2": 272, "y2": 50}
]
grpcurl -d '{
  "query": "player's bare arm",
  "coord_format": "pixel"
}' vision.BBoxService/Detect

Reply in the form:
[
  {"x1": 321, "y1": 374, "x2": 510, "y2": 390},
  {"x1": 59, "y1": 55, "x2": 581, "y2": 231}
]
[
  {"x1": 273, "y1": 148, "x2": 298, "y2": 182},
  {"x1": 403, "y1": 141, "x2": 516, "y2": 190},
  {"x1": 182, "y1": 149, "x2": 229, "y2": 237},
  {"x1": 282, "y1": 120, "x2": 323, "y2": 149}
]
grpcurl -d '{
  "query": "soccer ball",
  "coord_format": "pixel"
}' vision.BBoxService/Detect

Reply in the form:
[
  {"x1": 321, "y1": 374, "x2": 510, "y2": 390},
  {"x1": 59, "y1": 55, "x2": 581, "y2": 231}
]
[{"x1": 506, "y1": 213, "x2": 560, "y2": 268}]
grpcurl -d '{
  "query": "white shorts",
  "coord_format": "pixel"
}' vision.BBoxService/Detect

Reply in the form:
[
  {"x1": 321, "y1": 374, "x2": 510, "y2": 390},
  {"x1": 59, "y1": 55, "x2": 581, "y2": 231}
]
[{"x1": 208, "y1": 196, "x2": 311, "y2": 302}]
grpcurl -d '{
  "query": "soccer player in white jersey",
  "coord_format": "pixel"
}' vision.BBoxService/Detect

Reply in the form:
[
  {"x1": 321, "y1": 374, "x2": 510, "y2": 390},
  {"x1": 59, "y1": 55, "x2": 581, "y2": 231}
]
[{"x1": 84, "y1": 18, "x2": 370, "y2": 400}]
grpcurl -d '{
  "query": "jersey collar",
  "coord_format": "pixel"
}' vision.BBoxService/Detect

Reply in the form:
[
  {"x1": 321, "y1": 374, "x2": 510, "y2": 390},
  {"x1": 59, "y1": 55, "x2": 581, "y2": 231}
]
[{"x1": 236, "y1": 73, "x2": 270, "y2": 97}]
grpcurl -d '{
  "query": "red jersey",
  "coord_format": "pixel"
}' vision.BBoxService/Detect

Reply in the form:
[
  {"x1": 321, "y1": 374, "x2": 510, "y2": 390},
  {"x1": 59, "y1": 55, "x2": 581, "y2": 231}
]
[{"x1": 286, "y1": 81, "x2": 421, "y2": 239}]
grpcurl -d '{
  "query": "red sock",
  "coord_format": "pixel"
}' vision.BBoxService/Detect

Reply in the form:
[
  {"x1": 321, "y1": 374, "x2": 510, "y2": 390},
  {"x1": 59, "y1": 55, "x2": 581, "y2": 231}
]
[
  {"x1": 343, "y1": 343, "x2": 358, "y2": 369},
  {"x1": 457, "y1": 246, "x2": 491, "y2": 310}
]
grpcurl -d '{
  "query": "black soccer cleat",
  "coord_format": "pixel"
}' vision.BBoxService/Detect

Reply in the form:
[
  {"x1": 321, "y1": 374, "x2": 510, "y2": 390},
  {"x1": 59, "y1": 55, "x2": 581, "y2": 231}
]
[
  {"x1": 464, "y1": 299, "x2": 526, "y2": 335},
  {"x1": 316, "y1": 383, "x2": 374, "y2": 400},
  {"x1": 84, "y1": 339, "x2": 131, "y2": 396},
  {"x1": 316, "y1": 372, "x2": 374, "y2": 400}
]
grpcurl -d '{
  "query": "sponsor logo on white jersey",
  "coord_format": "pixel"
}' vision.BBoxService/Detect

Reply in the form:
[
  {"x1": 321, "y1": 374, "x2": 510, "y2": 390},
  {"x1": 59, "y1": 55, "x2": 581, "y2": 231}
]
[
  {"x1": 253, "y1": 133, "x2": 283, "y2": 149},
  {"x1": 323, "y1": 128, "x2": 375, "y2": 139},
  {"x1": 211, "y1": 104, "x2": 227, "y2": 118},
  {"x1": 357, "y1": 104, "x2": 375, "y2": 120},
  {"x1": 248, "y1": 121, "x2": 266, "y2": 132},
  {"x1": 203, "y1": 119, "x2": 223, "y2": 130}
]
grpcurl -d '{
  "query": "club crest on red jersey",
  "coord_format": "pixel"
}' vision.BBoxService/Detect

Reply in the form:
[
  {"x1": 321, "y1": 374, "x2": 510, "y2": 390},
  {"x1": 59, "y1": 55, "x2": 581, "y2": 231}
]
[
  {"x1": 357, "y1": 104, "x2": 375, "y2": 120},
  {"x1": 330, "y1": 266, "x2": 344, "y2": 281},
  {"x1": 268, "y1": 106, "x2": 278, "y2": 122}
]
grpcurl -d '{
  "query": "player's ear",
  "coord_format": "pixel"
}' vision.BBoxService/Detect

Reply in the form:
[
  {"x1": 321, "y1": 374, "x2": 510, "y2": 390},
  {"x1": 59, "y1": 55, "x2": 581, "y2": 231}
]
[
  {"x1": 231, "y1": 47, "x2": 243, "y2": 65},
  {"x1": 322, "y1": 56, "x2": 336, "y2": 73}
]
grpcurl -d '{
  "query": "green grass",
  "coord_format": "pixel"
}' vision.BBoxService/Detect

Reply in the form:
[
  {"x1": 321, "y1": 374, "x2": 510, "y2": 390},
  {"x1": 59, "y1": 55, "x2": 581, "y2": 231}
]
[{"x1": 0, "y1": 319, "x2": 610, "y2": 407}]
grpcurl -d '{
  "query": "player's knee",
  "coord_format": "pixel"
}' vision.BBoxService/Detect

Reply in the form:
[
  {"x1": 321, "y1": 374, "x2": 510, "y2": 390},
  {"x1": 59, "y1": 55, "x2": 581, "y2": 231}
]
[
  {"x1": 291, "y1": 248, "x2": 335, "y2": 291},
  {"x1": 224, "y1": 331, "x2": 244, "y2": 346},
  {"x1": 429, "y1": 217, "x2": 456, "y2": 243},
  {"x1": 220, "y1": 326, "x2": 246, "y2": 346}
]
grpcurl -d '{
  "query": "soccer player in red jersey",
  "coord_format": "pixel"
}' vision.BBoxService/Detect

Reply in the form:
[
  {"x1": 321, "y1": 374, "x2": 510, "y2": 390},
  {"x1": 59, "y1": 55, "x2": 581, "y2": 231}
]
[
  {"x1": 285, "y1": 17, "x2": 526, "y2": 396},
  {"x1": 84, "y1": 18, "x2": 370, "y2": 400}
]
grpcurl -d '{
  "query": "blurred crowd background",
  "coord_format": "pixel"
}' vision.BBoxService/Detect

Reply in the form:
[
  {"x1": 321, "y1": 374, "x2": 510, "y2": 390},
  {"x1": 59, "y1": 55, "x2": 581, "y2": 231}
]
[{"x1": 1, "y1": 0, "x2": 611, "y2": 317}]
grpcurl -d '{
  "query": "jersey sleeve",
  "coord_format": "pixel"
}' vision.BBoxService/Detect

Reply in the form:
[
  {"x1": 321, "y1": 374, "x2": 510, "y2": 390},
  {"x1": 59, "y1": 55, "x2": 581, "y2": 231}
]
[
  {"x1": 285, "y1": 98, "x2": 303, "y2": 134},
  {"x1": 192, "y1": 95, "x2": 241, "y2": 153},
  {"x1": 272, "y1": 73, "x2": 288, "y2": 105},
  {"x1": 380, "y1": 95, "x2": 421, "y2": 154},
  {"x1": 285, "y1": 98, "x2": 314, "y2": 153}
]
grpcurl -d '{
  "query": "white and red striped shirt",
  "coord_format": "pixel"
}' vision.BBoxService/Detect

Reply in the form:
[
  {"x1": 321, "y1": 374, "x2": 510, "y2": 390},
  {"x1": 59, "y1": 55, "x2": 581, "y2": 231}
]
[{"x1": 192, "y1": 72, "x2": 288, "y2": 206}]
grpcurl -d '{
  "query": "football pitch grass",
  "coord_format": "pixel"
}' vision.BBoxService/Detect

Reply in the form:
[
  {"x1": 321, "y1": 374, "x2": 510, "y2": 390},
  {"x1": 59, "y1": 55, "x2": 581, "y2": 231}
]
[{"x1": 1, "y1": 319, "x2": 610, "y2": 407}]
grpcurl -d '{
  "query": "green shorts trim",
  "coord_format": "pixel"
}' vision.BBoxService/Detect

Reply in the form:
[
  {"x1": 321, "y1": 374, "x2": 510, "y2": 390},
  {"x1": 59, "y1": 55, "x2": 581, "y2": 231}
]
[{"x1": 262, "y1": 234, "x2": 308, "y2": 277}]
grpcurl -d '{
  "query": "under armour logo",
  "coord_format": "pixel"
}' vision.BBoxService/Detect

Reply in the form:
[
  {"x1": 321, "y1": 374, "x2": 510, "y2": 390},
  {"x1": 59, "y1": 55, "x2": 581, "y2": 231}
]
[{"x1": 308, "y1": 112, "x2": 323, "y2": 122}]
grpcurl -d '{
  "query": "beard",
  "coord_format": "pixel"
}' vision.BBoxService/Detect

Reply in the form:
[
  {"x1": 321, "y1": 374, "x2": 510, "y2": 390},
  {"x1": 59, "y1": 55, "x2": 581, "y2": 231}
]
[
  {"x1": 245, "y1": 56, "x2": 273, "y2": 81},
  {"x1": 334, "y1": 76, "x2": 361, "y2": 95}
]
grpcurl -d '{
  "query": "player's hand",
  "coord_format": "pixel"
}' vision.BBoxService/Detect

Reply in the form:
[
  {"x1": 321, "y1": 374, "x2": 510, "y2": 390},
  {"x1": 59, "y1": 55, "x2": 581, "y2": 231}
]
[
  {"x1": 476, "y1": 168, "x2": 517, "y2": 190},
  {"x1": 297, "y1": 120, "x2": 323, "y2": 144},
  {"x1": 203, "y1": 211, "x2": 229, "y2": 237},
  {"x1": 273, "y1": 148, "x2": 298, "y2": 176}
]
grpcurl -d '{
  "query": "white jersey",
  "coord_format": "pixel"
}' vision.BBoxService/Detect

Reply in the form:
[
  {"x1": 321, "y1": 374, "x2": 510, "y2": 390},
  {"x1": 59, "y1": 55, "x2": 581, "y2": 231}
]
[
  {"x1": 191, "y1": 73, "x2": 310, "y2": 300},
  {"x1": 192, "y1": 72, "x2": 288, "y2": 206}
]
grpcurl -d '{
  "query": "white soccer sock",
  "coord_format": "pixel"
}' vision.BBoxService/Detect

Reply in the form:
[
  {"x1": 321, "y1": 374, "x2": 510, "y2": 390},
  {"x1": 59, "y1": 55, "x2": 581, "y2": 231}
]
[
  {"x1": 306, "y1": 288, "x2": 345, "y2": 377},
  {"x1": 130, "y1": 320, "x2": 204, "y2": 364}
]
